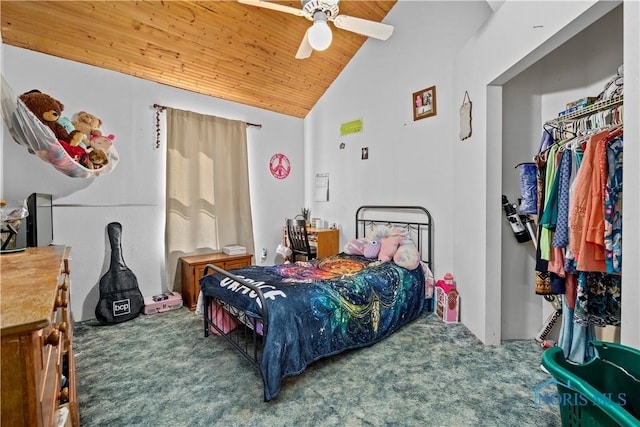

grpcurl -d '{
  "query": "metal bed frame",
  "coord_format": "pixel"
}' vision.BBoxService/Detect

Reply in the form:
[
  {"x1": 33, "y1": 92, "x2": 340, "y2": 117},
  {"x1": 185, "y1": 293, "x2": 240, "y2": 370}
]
[
  {"x1": 355, "y1": 205, "x2": 433, "y2": 271},
  {"x1": 202, "y1": 205, "x2": 433, "y2": 398}
]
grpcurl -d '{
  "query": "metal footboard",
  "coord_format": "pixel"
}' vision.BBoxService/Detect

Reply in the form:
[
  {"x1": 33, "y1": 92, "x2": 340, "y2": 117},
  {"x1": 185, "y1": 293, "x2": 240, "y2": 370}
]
[{"x1": 202, "y1": 264, "x2": 269, "y2": 372}]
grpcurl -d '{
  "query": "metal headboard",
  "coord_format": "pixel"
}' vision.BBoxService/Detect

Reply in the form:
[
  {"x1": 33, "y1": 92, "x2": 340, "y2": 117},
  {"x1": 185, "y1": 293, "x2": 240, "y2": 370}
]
[{"x1": 355, "y1": 205, "x2": 433, "y2": 272}]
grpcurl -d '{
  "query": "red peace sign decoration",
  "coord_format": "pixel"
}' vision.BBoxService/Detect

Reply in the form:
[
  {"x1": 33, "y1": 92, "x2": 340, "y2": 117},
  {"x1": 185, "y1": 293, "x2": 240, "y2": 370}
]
[{"x1": 269, "y1": 153, "x2": 291, "y2": 179}]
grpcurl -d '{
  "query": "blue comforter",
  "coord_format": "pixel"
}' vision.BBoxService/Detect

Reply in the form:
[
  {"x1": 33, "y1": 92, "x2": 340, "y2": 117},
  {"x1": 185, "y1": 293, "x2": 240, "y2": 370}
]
[{"x1": 200, "y1": 254, "x2": 425, "y2": 401}]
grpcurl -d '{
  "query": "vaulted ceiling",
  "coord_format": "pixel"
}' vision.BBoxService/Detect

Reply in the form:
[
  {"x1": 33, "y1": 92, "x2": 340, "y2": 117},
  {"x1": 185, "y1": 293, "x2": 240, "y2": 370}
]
[{"x1": 1, "y1": 1, "x2": 397, "y2": 118}]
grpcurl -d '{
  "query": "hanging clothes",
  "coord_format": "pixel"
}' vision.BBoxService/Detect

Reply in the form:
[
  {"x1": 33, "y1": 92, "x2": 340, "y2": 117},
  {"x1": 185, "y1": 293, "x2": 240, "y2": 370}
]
[
  {"x1": 569, "y1": 129, "x2": 611, "y2": 272},
  {"x1": 551, "y1": 148, "x2": 573, "y2": 249},
  {"x1": 539, "y1": 144, "x2": 562, "y2": 261},
  {"x1": 604, "y1": 135, "x2": 623, "y2": 274},
  {"x1": 534, "y1": 131, "x2": 553, "y2": 295},
  {"x1": 539, "y1": 79, "x2": 624, "y2": 363},
  {"x1": 574, "y1": 272, "x2": 621, "y2": 327}
]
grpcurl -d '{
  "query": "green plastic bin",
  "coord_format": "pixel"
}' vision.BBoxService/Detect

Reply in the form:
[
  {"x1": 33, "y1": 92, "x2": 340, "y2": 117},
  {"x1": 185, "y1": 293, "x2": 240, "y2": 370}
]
[{"x1": 541, "y1": 341, "x2": 640, "y2": 426}]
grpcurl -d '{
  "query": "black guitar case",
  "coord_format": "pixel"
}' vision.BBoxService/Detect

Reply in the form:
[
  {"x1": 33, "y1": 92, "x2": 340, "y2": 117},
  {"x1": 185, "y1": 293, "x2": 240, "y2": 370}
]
[{"x1": 95, "y1": 222, "x2": 144, "y2": 324}]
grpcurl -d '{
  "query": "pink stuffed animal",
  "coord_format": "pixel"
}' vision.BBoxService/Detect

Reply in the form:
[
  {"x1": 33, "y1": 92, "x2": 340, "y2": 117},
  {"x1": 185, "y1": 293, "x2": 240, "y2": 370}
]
[
  {"x1": 88, "y1": 134, "x2": 114, "y2": 154},
  {"x1": 363, "y1": 240, "x2": 381, "y2": 259}
]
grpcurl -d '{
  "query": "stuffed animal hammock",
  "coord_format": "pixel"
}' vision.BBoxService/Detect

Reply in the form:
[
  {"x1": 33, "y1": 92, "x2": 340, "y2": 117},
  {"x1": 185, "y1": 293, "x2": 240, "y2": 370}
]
[{"x1": 1, "y1": 76, "x2": 119, "y2": 178}]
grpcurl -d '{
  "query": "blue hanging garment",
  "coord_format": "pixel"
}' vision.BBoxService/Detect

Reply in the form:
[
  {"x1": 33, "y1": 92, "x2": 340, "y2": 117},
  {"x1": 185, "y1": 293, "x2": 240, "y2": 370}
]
[{"x1": 517, "y1": 162, "x2": 537, "y2": 215}]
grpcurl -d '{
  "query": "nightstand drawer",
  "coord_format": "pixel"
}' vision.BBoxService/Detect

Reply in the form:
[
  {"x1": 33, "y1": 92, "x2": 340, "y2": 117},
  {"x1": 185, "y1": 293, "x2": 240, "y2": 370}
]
[{"x1": 223, "y1": 259, "x2": 251, "y2": 270}]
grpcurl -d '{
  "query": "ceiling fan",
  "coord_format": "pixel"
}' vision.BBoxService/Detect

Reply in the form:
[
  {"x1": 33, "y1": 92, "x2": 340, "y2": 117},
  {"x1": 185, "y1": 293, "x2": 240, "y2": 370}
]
[{"x1": 238, "y1": 0, "x2": 394, "y2": 59}]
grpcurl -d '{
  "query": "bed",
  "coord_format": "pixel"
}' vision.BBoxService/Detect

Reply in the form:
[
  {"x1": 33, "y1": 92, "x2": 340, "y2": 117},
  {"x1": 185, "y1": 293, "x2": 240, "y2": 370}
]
[{"x1": 199, "y1": 205, "x2": 434, "y2": 401}]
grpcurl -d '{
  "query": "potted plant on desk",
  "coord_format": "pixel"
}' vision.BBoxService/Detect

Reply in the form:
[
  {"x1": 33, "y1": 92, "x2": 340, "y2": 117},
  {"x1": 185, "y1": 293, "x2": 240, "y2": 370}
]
[{"x1": 298, "y1": 207, "x2": 311, "y2": 226}]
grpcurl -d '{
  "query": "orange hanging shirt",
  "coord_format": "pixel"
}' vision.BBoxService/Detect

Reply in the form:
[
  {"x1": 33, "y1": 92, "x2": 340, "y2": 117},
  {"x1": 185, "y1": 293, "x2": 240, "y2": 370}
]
[{"x1": 569, "y1": 129, "x2": 609, "y2": 272}]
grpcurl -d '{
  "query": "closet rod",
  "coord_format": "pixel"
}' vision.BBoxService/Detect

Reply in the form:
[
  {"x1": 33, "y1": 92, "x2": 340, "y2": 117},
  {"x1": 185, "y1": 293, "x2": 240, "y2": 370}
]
[
  {"x1": 152, "y1": 104, "x2": 262, "y2": 128},
  {"x1": 545, "y1": 95, "x2": 623, "y2": 126}
]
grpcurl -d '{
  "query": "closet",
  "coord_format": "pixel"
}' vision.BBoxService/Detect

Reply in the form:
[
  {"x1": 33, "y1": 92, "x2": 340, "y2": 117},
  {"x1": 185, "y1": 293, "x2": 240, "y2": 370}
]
[
  {"x1": 537, "y1": 92, "x2": 624, "y2": 362},
  {"x1": 500, "y1": 5, "x2": 624, "y2": 342}
]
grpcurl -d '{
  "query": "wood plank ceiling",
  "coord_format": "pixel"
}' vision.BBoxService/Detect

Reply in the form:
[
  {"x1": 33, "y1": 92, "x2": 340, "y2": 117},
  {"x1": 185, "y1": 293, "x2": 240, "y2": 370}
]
[{"x1": 1, "y1": 1, "x2": 397, "y2": 118}]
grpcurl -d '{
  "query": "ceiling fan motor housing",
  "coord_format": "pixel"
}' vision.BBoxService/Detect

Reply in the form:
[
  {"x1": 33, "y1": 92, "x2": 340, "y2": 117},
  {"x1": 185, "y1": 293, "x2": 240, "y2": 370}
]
[{"x1": 302, "y1": 0, "x2": 339, "y2": 20}]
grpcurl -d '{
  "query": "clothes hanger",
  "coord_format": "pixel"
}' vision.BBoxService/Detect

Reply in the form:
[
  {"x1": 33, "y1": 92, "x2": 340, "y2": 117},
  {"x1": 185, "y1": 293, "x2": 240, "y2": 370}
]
[{"x1": 608, "y1": 123, "x2": 624, "y2": 139}]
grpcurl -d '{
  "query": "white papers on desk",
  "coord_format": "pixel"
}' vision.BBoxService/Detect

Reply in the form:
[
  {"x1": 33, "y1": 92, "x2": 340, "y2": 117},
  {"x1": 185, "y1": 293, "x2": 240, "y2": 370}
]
[{"x1": 314, "y1": 173, "x2": 329, "y2": 202}]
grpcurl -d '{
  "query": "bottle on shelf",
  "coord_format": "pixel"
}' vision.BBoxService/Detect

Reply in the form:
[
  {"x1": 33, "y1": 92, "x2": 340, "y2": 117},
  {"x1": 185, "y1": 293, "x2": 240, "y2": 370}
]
[{"x1": 502, "y1": 195, "x2": 531, "y2": 243}]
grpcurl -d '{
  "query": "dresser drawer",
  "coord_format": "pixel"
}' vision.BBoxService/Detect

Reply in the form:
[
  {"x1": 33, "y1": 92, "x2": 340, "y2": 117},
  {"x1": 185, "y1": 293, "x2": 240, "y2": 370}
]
[{"x1": 40, "y1": 334, "x2": 62, "y2": 427}]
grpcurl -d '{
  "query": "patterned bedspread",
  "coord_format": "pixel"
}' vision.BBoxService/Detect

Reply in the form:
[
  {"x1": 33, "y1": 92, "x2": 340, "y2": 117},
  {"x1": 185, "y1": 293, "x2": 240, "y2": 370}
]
[{"x1": 199, "y1": 254, "x2": 426, "y2": 401}]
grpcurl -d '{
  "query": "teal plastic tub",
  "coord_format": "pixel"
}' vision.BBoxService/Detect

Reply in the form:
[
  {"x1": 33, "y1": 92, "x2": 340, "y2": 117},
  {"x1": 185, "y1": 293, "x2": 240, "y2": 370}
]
[{"x1": 542, "y1": 341, "x2": 640, "y2": 426}]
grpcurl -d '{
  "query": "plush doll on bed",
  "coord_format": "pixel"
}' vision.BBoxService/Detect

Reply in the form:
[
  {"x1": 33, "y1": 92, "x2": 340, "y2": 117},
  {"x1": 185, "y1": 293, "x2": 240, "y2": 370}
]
[
  {"x1": 343, "y1": 225, "x2": 420, "y2": 270},
  {"x1": 344, "y1": 238, "x2": 380, "y2": 259}
]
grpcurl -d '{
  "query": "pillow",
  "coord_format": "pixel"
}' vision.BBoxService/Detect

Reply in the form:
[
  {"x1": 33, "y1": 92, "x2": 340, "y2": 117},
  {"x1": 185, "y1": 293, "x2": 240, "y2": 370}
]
[
  {"x1": 378, "y1": 235, "x2": 403, "y2": 262},
  {"x1": 343, "y1": 238, "x2": 368, "y2": 255}
]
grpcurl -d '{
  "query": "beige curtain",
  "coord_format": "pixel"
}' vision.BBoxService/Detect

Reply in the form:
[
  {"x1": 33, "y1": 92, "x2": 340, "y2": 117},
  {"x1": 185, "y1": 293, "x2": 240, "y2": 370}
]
[{"x1": 165, "y1": 108, "x2": 255, "y2": 291}]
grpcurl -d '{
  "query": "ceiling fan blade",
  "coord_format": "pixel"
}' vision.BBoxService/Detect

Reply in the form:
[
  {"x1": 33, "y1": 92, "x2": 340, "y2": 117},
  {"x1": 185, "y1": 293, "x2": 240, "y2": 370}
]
[
  {"x1": 237, "y1": 0, "x2": 306, "y2": 17},
  {"x1": 332, "y1": 15, "x2": 394, "y2": 40},
  {"x1": 295, "y1": 28, "x2": 313, "y2": 59}
]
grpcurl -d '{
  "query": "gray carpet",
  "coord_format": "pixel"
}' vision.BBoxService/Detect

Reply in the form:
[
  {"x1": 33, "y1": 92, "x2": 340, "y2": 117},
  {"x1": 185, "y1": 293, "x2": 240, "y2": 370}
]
[{"x1": 74, "y1": 308, "x2": 562, "y2": 426}]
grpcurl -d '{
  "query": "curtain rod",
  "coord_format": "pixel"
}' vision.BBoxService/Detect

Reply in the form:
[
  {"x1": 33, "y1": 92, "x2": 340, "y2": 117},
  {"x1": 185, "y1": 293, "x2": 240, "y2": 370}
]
[{"x1": 152, "y1": 104, "x2": 262, "y2": 128}]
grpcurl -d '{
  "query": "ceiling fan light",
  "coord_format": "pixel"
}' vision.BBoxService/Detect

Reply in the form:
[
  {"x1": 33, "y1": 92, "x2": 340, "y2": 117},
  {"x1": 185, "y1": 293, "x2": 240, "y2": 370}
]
[{"x1": 308, "y1": 20, "x2": 332, "y2": 51}]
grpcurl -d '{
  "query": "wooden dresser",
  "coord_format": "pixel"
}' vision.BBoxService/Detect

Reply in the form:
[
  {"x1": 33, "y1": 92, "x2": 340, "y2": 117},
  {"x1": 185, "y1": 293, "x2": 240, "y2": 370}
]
[
  {"x1": 180, "y1": 252, "x2": 253, "y2": 310},
  {"x1": 1, "y1": 245, "x2": 78, "y2": 427}
]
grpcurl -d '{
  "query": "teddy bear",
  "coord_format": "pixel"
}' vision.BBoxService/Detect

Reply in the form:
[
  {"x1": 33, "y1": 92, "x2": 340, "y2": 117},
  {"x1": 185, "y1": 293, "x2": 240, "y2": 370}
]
[
  {"x1": 72, "y1": 111, "x2": 102, "y2": 145},
  {"x1": 19, "y1": 90, "x2": 83, "y2": 146},
  {"x1": 86, "y1": 149, "x2": 109, "y2": 170},
  {"x1": 58, "y1": 116, "x2": 87, "y2": 149}
]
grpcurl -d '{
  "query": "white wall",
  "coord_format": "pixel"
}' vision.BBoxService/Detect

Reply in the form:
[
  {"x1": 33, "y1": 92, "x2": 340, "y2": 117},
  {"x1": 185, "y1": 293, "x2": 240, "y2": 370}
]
[
  {"x1": 1, "y1": 45, "x2": 304, "y2": 321},
  {"x1": 620, "y1": 0, "x2": 640, "y2": 348},
  {"x1": 304, "y1": 1, "x2": 493, "y2": 277},
  {"x1": 453, "y1": 0, "x2": 639, "y2": 347},
  {"x1": 500, "y1": 5, "x2": 624, "y2": 340}
]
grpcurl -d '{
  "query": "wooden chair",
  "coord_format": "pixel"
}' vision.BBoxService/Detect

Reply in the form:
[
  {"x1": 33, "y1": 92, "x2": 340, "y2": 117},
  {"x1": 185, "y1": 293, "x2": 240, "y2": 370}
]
[{"x1": 286, "y1": 218, "x2": 317, "y2": 261}]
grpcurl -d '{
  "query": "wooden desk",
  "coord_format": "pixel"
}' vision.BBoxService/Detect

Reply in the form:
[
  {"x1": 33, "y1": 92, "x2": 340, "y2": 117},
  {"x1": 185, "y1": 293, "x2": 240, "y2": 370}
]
[{"x1": 284, "y1": 227, "x2": 340, "y2": 259}]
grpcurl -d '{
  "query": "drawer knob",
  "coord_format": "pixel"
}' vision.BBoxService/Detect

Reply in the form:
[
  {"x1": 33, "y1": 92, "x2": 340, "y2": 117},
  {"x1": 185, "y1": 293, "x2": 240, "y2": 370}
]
[
  {"x1": 46, "y1": 329, "x2": 60, "y2": 346},
  {"x1": 55, "y1": 295, "x2": 68, "y2": 308},
  {"x1": 59, "y1": 321, "x2": 67, "y2": 333}
]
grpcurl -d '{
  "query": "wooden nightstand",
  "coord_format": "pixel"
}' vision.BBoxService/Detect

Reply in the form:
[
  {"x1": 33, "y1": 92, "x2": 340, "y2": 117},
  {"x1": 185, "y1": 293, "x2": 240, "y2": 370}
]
[{"x1": 180, "y1": 252, "x2": 253, "y2": 310}]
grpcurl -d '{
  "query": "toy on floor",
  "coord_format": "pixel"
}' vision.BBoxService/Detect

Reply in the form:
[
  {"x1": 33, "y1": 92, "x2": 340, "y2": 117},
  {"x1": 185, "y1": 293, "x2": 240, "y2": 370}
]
[
  {"x1": 435, "y1": 272, "x2": 460, "y2": 323},
  {"x1": 143, "y1": 291, "x2": 183, "y2": 315}
]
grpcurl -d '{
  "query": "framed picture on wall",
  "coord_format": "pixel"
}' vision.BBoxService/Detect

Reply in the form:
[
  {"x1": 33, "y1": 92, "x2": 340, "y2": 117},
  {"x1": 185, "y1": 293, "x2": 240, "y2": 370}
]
[{"x1": 412, "y1": 86, "x2": 437, "y2": 121}]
